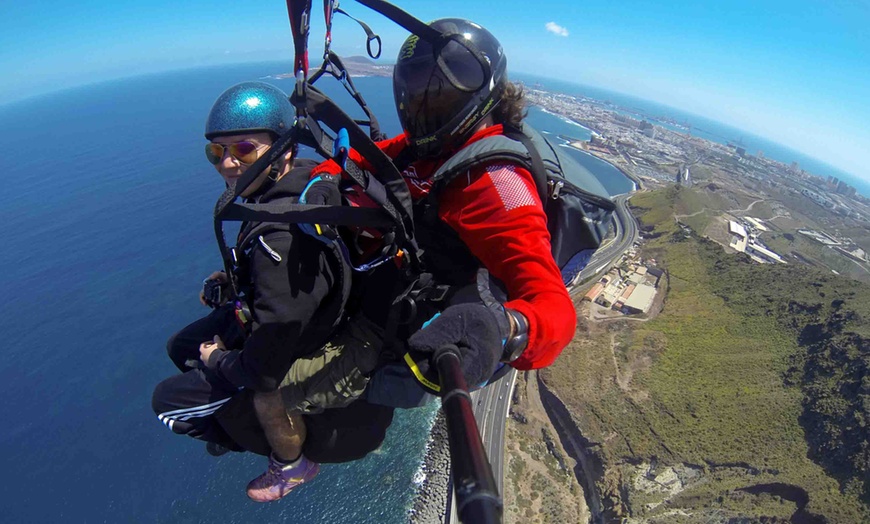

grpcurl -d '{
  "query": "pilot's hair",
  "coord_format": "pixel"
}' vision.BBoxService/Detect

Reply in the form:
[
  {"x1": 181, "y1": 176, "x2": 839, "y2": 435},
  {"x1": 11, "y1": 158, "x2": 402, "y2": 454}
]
[{"x1": 493, "y1": 80, "x2": 526, "y2": 129}]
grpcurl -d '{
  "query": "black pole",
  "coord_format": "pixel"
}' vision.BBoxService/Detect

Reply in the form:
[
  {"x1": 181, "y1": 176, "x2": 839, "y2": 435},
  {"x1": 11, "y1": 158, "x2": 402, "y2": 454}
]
[{"x1": 434, "y1": 345, "x2": 502, "y2": 524}]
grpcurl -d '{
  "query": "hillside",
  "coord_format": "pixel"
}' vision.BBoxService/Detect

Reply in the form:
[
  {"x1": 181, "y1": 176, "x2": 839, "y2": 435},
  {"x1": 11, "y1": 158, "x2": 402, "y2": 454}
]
[{"x1": 537, "y1": 187, "x2": 869, "y2": 523}]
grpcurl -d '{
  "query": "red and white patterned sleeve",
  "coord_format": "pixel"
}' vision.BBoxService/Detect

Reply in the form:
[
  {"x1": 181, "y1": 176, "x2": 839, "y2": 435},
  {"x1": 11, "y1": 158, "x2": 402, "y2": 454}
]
[{"x1": 437, "y1": 163, "x2": 576, "y2": 370}]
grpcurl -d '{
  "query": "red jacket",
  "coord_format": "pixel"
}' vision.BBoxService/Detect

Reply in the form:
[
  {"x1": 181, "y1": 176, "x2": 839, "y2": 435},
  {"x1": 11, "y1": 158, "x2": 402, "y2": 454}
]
[{"x1": 313, "y1": 125, "x2": 576, "y2": 370}]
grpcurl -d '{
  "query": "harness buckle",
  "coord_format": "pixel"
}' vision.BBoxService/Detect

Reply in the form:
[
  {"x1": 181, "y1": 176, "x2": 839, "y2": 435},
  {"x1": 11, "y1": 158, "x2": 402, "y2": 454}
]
[{"x1": 548, "y1": 179, "x2": 564, "y2": 199}]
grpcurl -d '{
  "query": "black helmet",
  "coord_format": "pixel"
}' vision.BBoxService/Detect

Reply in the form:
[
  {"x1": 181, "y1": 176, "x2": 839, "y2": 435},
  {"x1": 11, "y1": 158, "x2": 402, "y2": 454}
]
[{"x1": 393, "y1": 19, "x2": 507, "y2": 158}]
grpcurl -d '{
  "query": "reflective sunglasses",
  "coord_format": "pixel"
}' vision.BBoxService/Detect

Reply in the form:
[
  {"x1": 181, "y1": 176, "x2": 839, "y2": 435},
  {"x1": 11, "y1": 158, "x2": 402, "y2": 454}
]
[{"x1": 205, "y1": 140, "x2": 268, "y2": 165}]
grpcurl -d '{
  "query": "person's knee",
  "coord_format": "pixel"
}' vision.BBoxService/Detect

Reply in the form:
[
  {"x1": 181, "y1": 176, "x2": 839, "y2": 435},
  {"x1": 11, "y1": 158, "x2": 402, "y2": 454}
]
[
  {"x1": 151, "y1": 378, "x2": 191, "y2": 435},
  {"x1": 151, "y1": 377, "x2": 174, "y2": 416},
  {"x1": 165, "y1": 332, "x2": 178, "y2": 359}
]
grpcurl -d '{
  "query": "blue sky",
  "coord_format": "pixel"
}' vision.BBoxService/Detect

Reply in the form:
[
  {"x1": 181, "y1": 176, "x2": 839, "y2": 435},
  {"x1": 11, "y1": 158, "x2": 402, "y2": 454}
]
[{"x1": 2, "y1": 0, "x2": 868, "y2": 183}]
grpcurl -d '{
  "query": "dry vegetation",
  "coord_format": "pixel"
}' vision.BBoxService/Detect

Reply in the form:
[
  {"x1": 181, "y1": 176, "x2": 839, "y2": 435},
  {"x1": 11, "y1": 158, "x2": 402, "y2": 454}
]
[{"x1": 505, "y1": 187, "x2": 869, "y2": 523}]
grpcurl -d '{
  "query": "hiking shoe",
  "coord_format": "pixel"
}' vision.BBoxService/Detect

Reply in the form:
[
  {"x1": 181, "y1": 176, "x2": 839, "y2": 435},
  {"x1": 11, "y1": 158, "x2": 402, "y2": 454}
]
[
  {"x1": 206, "y1": 442, "x2": 231, "y2": 457},
  {"x1": 246, "y1": 454, "x2": 319, "y2": 502}
]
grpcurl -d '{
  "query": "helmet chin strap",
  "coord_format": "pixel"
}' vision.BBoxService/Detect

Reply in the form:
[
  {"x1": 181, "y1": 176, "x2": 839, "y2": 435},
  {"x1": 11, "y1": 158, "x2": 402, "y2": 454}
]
[
  {"x1": 268, "y1": 160, "x2": 282, "y2": 181},
  {"x1": 253, "y1": 160, "x2": 283, "y2": 195},
  {"x1": 237, "y1": 159, "x2": 284, "y2": 197}
]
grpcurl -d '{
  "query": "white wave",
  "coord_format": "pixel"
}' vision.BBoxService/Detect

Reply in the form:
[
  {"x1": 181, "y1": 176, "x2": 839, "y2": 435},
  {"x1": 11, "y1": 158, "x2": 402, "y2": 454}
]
[{"x1": 412, "y1": 467, "x2": 427, "y2": 486}]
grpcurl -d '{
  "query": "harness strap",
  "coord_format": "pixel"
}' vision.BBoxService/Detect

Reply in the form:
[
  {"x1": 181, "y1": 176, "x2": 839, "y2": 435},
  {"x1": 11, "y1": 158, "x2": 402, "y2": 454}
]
[
  {"x1": 355, "y1": 0, "x2": 442, "y2": 42},
  {"x1": 503, "y1": 126, "x2": 549, "y2": 204},
  {"x1": 334, "y1": 7, "x2": 382, "y2": 59},
  {"x1": 309, "y1": 51, "x2": 386, "y2": 141},
  {"x1": 220, "y1": 200, "x2": 395, "y2": 227},
  {"x1": 295, "y1": 86, "x2": 423, "y2": 270}
]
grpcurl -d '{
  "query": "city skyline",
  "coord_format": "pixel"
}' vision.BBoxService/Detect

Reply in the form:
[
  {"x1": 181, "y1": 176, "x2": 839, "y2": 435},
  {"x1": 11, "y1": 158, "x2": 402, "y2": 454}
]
[{"x1": 2, "y1": 0, "x2": 867, "y2": 185}]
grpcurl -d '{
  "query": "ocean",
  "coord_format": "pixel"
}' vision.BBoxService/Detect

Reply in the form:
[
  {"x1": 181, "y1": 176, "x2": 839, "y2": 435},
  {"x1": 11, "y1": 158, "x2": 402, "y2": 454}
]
[{"x1": 516, "y1": 72, "x2": 870, "y2": 198}]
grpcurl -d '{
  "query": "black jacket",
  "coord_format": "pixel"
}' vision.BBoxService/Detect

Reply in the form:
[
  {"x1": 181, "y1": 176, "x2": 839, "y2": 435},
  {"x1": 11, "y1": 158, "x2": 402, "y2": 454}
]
[{"x1": 208, "y1": 159, "x2": 348, "y2": 391}]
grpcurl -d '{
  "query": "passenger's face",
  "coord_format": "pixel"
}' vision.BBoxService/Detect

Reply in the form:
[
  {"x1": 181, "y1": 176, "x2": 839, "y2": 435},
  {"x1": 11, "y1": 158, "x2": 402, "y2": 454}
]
[{"x1": 208, "y1": 131, "x2": 274, "y2": 189}]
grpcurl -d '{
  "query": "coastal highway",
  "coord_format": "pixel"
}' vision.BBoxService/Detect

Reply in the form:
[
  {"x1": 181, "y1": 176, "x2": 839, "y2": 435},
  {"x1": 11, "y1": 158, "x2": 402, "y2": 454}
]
[{"x1": 445, "y1": 192, "x2": 639, "y2": 522}]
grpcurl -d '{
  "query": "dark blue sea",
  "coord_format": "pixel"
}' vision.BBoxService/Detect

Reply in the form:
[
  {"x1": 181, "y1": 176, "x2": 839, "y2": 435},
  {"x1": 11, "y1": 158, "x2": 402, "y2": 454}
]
[
  {"x1": 0, "y1": 60, "x2": 630, "y2": 522},
  {"x1": 516, "y1": 72, "x2": 870, "y2": 198}
]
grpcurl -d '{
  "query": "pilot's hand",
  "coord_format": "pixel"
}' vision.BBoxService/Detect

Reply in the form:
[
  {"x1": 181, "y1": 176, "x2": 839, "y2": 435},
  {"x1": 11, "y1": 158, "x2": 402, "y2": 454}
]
[{"x1": 406, "y1": 303, "x2": 510, "y2": 391}]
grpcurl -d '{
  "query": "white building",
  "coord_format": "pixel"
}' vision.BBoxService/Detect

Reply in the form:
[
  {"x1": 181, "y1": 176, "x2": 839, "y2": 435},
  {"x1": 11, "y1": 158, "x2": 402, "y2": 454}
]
[
  {"x1": 746, "y1": 243, "x2": 786, "y2": 264},
  {"x1": 744, "y1": 217, "x2": 769, "y2": 231},
  {"x1": 729, "y1": 220, "x2": 748, "y2": 252}
]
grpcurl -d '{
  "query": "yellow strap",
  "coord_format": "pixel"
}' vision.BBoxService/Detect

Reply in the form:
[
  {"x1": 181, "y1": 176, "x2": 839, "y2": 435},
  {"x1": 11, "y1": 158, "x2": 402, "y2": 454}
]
[{"x1": 403, "y1": 352, "x2": 441, "y2": 393}]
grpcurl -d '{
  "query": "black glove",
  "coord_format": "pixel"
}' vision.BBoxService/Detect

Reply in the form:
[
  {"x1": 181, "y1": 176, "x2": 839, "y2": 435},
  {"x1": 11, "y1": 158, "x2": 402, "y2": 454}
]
[
  {"x1": 300, "y1": 174, "x2": 341, "y2": 241},
  {"x1": 405, "y1": 303, "x2": 510, "y2": 394}
]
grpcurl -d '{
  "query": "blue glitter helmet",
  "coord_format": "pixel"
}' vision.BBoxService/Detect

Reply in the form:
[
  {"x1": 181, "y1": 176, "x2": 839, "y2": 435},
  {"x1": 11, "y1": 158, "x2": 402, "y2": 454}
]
[{"x1": 204, "y1": 82, "x2": 295, "y2": 140}]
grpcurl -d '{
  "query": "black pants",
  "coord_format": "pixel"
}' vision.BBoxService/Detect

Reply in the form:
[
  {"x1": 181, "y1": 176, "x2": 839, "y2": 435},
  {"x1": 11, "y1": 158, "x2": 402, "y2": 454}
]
[
  {"x1": 152, "y1": 304, "x2": 247, "y2": 449},
  {"x1": 216, "y1": 389, "x2": 395, "y2": 463},
  {"x1": 152, "y1": 305, "x2": 394, "y2": 461}
]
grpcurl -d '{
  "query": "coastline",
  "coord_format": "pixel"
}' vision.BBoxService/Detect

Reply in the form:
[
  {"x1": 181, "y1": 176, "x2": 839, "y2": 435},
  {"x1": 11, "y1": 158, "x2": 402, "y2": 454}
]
[
  {"x1": 563, "y1": 140, "x2": 643, "y2": 192},
  {"x1": 408, "y1": 411, "x2": 451, "y2": 524}
]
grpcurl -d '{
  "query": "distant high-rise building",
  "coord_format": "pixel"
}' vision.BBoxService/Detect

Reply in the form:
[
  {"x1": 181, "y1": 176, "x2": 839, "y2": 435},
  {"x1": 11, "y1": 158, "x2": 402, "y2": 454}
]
[
  {"x1": 827, "y1": 175, "x2": 834, "y2": 184},
  {"x1": 736, "y1": 147, "x2": 746, "y2": 157},
  {"x1": 832, "y1": 177, "x2": 840, "y2": 186},
  {"x1": 847, "y1": 186, "x2": 857, "y2": 198},
  {"x1": 836, "y1": 180, "x2": 849, "y2": 194}
]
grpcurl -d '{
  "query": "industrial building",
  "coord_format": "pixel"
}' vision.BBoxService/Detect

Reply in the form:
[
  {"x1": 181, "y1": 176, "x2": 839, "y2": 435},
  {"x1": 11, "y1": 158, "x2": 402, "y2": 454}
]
[
  {"x1": 746, "y1": 243, "x2": 786, "y2": 264},
  {"x1": 622, "y1": 284, "x2": 657, "y2": 314},
  {"x1": 729, "y1": 220, "x2": 748, "y2": 251},
  {"x1": 744, "y1": 216, "x2": 769, "y2": 231},
  {"x1": 614, "y1": 284, "x2": 636, "y2": 310}
]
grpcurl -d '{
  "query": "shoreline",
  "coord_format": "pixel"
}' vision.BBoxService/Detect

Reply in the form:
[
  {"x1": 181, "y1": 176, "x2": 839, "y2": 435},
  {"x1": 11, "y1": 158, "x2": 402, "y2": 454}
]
[
  {"x1": 559, "y1": 134, "x2": 643, "y2": 193},
  {"x1": 408, "y1": 411, "x2": 451, "y2": 524},
  {"x1": 571, "y1": 143, "x2": 642, "y2": 192}
]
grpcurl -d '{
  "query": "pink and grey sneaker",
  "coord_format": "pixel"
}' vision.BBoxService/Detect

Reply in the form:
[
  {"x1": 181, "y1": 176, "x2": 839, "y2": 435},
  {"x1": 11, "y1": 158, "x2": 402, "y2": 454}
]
[{"x1": 246, "y1": 454, "x2": 320, "y2": 502}]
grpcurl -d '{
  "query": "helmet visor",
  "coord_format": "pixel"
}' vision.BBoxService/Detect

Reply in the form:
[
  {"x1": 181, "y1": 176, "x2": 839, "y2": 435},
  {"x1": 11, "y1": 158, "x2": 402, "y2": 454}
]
[{"x1": 394, "y1": 36, "x2": 490, "y2": 140}]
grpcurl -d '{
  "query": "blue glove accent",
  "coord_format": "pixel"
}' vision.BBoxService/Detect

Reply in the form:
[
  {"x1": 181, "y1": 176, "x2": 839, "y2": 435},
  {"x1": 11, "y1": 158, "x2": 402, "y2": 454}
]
[
  {"x1": 299, "y1": 175, "x2": 325, "y2": 205},
  {"x1": 421, "y1": 312, "x2": 441, "y2": 330}
]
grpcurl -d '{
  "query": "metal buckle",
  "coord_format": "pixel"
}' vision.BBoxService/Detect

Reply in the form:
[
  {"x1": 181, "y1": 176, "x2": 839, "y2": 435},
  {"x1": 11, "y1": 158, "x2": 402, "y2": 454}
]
[{"x1": 548, "y1": 179, "x2": 564, "y2": 199}]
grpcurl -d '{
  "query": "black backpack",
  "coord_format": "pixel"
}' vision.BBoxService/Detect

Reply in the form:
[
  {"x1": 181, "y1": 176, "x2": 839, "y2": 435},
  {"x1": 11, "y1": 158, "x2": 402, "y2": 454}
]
[{"x1": 428, "y1": 124, "x2": 616, "y2": 284}]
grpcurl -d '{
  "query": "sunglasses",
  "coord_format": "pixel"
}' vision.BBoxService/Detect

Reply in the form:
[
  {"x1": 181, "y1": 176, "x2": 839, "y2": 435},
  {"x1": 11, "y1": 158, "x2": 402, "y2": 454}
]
[{"x1": 205, "y1": 140, "x2": 268, "y2": 165}]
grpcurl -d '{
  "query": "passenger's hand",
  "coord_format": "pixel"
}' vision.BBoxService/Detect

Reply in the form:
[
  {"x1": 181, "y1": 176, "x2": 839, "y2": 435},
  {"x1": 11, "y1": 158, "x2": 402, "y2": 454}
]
[
  {"x1": 200, "y1": 271, "x2": 229, "y2": 307},
  {"x1": 405, "y1": 303, "x2": 510, "y2": 392},
  {"x1": 199, "y1": 335, "x2": 227, "y2": 369}
]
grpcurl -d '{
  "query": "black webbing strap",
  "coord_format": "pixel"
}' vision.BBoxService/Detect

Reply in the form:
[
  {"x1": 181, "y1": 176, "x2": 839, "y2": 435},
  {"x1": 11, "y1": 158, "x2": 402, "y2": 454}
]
[
  {"x1": 334, "y1": 7, "x2": 382, "y2": 59},
  {"x1": 309, "y1": 51, "x2": 386, "y2": 141},
  {"x1": 219, "y1": 200, "x2": 394, "y2": 228},
  {"x1": 295, "y1": 86, "x2": 422, "y2": 268},
  {"x1": 354, "y1": 0, "x2": 442, "y2": 42},
  {"x1": 504, "y1": 126, "x2": 549, "y2": 204},
  {"x1": 299, "y1": 109, "x2": 405, "y2": 234}
]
